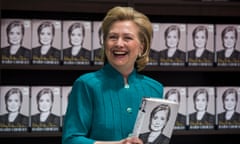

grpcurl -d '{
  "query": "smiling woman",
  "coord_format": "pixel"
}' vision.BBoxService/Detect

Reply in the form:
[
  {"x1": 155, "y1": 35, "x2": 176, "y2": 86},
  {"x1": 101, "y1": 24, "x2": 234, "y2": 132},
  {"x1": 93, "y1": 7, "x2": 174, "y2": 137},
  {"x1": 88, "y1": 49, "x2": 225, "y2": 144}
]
[
  {"x1": 62, "y1": 6, "x2": 164, "y2": 144},
  {"x1": 104, "y1": 20, "x2": 143, "y2": 76}
]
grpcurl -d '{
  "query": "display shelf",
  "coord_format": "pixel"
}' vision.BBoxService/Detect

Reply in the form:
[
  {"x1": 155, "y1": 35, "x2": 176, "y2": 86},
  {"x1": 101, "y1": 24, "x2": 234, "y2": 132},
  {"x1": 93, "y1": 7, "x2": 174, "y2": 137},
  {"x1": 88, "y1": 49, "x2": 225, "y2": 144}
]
[
  {"x1": 1, "y1": 0, "x2": 240, "y2": 17},
  {"x1": 133, "y1": 0, "x2": 240, "y2": 17},
  {"x1": 0, "y1": 64, "x2": 102, "y2": 71},
  {"x1": 173, "y1": 129, "x2": 240, "y2": 135},
  {"x1": 0, "y1": 132, "x2": 62, "y2": 138},
  {"x1": 1, "y1": 0, "x2": 129, "y2": 13},
  {"x1": 0, "y1": 0, "x2": 239, "y2": 144},
  {"x1": 1, "y1": 64, "x2": 240, "y2": 72},
  {"x1": 0, "y1": 129, "x2": 239, "y2": 138}
]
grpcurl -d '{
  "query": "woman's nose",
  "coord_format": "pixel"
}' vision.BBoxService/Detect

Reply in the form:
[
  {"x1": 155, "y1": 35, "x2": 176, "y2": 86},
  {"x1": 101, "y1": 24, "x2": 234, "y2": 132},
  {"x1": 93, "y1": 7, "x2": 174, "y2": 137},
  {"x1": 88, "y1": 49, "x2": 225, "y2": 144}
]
[{"x1": 116, "y1": 38, "x2": 124, "y2": 47}]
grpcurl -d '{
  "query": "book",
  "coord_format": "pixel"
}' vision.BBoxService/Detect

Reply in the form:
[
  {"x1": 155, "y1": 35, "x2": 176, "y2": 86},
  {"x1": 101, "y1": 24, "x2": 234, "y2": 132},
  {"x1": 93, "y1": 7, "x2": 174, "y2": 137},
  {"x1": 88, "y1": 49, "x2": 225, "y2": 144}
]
[
  {"x1": 31, "y1": 19, "x2": 62, "y2": 65},
  {"x1": 215, "y1": 24, "x2": 240, "y2": 67},
  {"x1": 187, "y1": 24, "x2": 215, "y2": 66},
  {"x1": 30, "y1": 86, "x2": 61, "y2": 132},
  {"x1": 62, "y1": 20, "x2": 92, "y2": 65},
  {"x1": 132, "y1": 97, "x2": 179, "y2": 144},
  {"x1": 92, "y1": 21, "x2": 104, "y2": 65},
  {"x1": 147, "y1": 23, "x2": 161, "y2": 66},
  {"x1": 187, "y1": 86, "x2": 215, "y2": 130},
  {"x1": 164, "y1": 86, "x2": 187, "y2": 130},
  {"x1": 159, "y1": 23, "x2": 187, "y2": 66},
  {"x1": 0, "y1": 86, "x2": 30, "y2": 132},
  {"x1": 61, "y1": 86, "x2": 72, "y2": 127},
  {"x1": 216, "y1": 86, "x2": 240, "y2": 129},
  {"x1": 1, "y1": 19, "x2": 31, "y2": 64}
]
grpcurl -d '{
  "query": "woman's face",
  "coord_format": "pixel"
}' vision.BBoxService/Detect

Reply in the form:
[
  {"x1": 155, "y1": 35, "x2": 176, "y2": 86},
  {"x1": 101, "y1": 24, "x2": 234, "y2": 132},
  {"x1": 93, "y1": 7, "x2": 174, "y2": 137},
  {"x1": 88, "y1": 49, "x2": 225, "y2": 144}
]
[
  {"x1": 105, "y1": 20, "x2": 143, "y2": 71},
  {"x1": 224, "y1": 93, "x2": 237, "y2": 111},
  {"x1": 8, "y1": 26, "x2": 23, "y2": 45},
  {"x1": 38, "y1": 93, "x2": 52, "y2": 112},
  {"x1": 194, "y1": 30, "x2": 207, "y2": 48},
  {"x1": 70, "y1": 27, "x2": 83, "y2": 46},
  {"x1": 166, "y1": 30, "x2": 179, "y2": 48},
  {"x1": 39, "y1": 27, "x2": 53, "y2": 45},
  {"x1": 150, "y1": 110, "x2": 168, "y2": 131},
  {"x1": 195, "y1": 93, "x2": 208, "y2": 111},
  {"x1": 223, "y1": 31, "x2": 236, "y2": 49},
  {"x1": 7, "y1": 93, "x2": 21, "y2": 112},
  {"x1": 167, "y1": 93, "x2": 179, "y2": 103}
]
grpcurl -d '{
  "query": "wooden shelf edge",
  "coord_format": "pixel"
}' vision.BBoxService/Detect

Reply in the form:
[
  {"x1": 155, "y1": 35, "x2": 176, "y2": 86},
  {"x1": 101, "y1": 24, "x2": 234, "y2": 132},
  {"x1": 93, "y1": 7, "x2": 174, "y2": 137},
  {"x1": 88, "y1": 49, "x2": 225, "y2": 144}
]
[
  {"x1": 1, "y1": 64, "x2": 240, "y2": 72},
  {"x1": 173, "y1": 129, "x2": 240, "y2": 135},
  {"x1": 0, "y1": 129, "x2": 239, "y2": 138},
  {"x1": 1, "y1": 0, "x2": 240, "y2": 16},
  {"x1": 0, "y1": 131, "x2": 62, "y2": 138}
]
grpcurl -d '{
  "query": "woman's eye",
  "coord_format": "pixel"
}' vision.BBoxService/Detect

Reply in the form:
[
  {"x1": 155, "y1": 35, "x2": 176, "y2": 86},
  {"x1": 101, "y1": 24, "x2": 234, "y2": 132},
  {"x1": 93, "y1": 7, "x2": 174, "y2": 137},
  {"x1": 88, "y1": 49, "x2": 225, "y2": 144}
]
[
  {"x1": 108, "y1": 35, "x2": 117, "y2": 40},
  {"x1": 126, "y1": 37, "x2": 132, "y2": 40}
]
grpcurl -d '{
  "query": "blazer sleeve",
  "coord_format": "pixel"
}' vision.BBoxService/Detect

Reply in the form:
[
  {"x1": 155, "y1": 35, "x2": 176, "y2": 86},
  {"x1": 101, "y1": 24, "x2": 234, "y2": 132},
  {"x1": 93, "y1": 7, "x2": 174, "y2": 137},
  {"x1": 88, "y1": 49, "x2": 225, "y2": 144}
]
[{"x1": 62, "y1": 78, "x2": 95, "y2": 144}]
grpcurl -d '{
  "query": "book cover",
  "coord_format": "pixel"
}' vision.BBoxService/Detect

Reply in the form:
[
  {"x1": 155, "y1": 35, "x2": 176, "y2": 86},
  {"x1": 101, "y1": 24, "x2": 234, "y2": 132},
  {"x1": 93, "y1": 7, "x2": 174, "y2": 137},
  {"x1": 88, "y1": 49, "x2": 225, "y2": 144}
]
[
  {"x1": 31, "y1": 19, "x2": 62, "y2": 65},
  {"x1": 132, "y1": 97, "x2": 179, "y2": 144},
  {"x1": 1, "y1": 19, "x2": 31, "y2": 64},
  {"x1": 30, "y1": 86, "x2": 61, "y2": 132},
  {"x1": 164, "y1": 87, "x2": 187, "y2": 130},
  {"x1": 216, "y1": 86, "x2": 240, "y2": 129},
  {"x1": 187, "y1": 86, "x2": 215, "y2": 130},
  {"x1": 92, "y1": 21, "x2": 104, "y2": 65},
  {"x1": 0, "y1": 86, "x2": 29, "y2": 132},
  {"x1": 187, "y1": 24, "x2": 215, "y2": 66},
  {"x1": 159, "y1": 23, "x2": 187, "y2": 66},
  {"x1": 61, "y1": 86, "x2": 72, "y2": 127},
  {"x1": 147, "y1": 23, "x2": 161, "y2": 66},
  {"x1": 62, "y1": 20, "x2": 92, "y2": 65},
  {"x1": 215, "y1": 24, "x2": 240, "y2": 67}
]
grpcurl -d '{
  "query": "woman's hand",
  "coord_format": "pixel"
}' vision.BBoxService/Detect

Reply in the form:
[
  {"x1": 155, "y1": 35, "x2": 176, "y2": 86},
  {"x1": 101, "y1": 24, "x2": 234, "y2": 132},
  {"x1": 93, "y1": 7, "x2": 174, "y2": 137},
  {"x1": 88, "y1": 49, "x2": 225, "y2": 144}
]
[
  {"x1": 95, "y1": 137, "x2": 143, "y2": 144},
  {"x1": 120, "y1": 137, "x2": 143, "y2": 144}
]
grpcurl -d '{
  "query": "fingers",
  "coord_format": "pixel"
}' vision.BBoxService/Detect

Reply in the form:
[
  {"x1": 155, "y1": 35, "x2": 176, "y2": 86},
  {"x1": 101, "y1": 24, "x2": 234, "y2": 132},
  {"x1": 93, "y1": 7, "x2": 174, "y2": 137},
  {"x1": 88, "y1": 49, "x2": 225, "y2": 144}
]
[{"x1": 123, "y1": 137, "x2": 143, "y2": 144}]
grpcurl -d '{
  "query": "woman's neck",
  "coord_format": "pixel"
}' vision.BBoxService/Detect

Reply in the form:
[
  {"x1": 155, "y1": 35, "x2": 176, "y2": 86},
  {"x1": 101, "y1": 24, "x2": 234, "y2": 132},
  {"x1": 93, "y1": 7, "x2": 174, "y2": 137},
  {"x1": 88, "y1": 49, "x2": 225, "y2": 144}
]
[
  {"x1": 71, "y1": 45, "x2": 82, "y2": 56},
  {"x1": 195, "y1": 47, "x2": 205, "y2": 58},
  {"x1": 41, "y1": 45, "x2": 51, "y2": 55},
  {"x1": 225, "y1": 110, "x2": 234, "y2": 120},
  {"x1": 196, "y1": 111, "x2": 205, "y2": 120},
  {"x1": 225, "y1": 48, "x2": 234, "y2": 58},
  {"x1": 8, "y1": 111, "x2": 19, "y2": 122},
  {"x1": 10, "y1": 44, "x2": 21, "y2": 55},
  {"x1": 40, "y1": 111, "x2": 50, "y2": 122},
  {"x1": 167, "y1": 47, "x2": 177, "y2": 57},
  {"x1": 148, "y1": 131, "x2": 162, "y2": 143},
  {"x1": 112, "y1": 64, "x2": 133, "y2": 88}
]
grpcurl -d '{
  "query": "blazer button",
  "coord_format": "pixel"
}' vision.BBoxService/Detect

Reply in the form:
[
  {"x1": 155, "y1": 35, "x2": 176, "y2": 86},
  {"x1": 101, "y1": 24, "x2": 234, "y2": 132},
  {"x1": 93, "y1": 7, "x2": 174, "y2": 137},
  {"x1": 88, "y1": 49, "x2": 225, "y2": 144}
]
[{"x1": 127, "y1": 107, "x2": 132, "y2": 113}]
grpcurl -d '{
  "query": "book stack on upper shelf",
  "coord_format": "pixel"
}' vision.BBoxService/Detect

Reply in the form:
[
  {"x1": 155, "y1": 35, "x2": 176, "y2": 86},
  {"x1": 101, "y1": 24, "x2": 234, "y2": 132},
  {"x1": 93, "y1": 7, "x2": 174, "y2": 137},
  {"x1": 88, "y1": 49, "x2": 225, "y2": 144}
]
[{"x1": 1, "y1": 18, "x2": 240, "y2": 67}]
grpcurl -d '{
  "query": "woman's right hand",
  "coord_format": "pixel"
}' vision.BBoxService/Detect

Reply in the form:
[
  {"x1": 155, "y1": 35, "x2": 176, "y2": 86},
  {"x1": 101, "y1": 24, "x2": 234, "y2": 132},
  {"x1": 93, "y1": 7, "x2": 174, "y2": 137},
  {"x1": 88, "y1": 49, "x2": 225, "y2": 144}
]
[
  {"x1": 120, "y1": 137, "x2": 143, "y2": 144},
  {"x1": 95, "y1": 137, "x2": 143, "y2": 144}
]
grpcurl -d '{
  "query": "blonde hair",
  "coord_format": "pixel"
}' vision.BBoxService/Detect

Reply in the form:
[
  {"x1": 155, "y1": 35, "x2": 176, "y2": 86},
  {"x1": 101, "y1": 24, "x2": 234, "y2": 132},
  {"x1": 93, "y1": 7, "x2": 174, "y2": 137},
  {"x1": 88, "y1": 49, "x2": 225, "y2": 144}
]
[{"x1": 102, "y1": 6, "x2": 153, "y2": 71}]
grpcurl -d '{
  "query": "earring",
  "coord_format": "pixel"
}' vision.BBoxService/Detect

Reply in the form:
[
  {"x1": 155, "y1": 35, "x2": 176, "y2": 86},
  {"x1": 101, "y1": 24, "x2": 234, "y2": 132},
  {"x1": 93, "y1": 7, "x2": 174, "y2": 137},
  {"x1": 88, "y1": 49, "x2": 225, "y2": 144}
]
[{"x1": 138, "y1": 53, "x2": 142, "y2": 58}]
